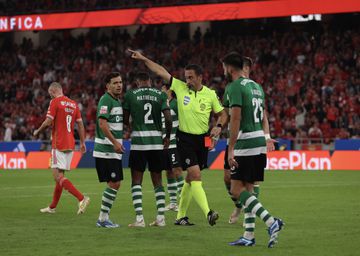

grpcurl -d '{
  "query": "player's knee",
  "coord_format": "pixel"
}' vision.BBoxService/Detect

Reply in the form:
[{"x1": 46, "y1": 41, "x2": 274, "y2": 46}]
[
  {"x1": 108, "y1": 181, "x2": 120, "y2": 190},
  {"x1": 224, "y1": 173, "x2": 231, "y2": 184}
]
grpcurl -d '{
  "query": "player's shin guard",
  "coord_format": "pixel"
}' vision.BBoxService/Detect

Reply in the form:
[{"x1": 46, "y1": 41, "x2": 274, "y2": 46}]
[
  {"x1": 59, "y1": 177, "x2": 84, "y2": 201},
  {"x1": 225, "y1": 182, "x2": 242, "y2": 208},
  {"x1": 49, "y1": 182, "x2": 63, "y2": 209},
  {"x1": 176, "y1": 176, "x2": 184, "y2": 196},
  {"x1": 176, "y1": 182, "x2": 192, "y2": 219},
  {"x1": 154, "y1": 186, "x2": 166, "y2": 219},
  {"x1": 99, "y1": 187, "x2": 118, "y2": 222},
  {"x1": 131, "y1": 184, "x2": 143, "y2": 217},
  {"x1": 190, "y1": 181, "x2": 210, "y2": 218},
  {"x1": 167, "y1": 178, "x2": 177, "y2": 204},
  {"x1": 239, "y1": 190, "x2": 274, "y2": 227}
]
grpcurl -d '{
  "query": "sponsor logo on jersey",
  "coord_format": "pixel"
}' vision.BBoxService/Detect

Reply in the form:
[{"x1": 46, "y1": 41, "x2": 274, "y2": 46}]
[
  {"x1": 183, "y1": 96, "x2": 190, "y2": 105},
  {"x1": 200, "y1": 103, "x2": 206, "y2": 111},
  {"x1": 100, "y1": 106, "x2": 108, "y2": 114}
]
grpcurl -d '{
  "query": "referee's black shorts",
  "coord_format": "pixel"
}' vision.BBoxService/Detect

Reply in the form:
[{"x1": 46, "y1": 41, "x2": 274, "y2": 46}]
[{"x1": 176, "y1": 130, "x2": 208, "y2": 170}]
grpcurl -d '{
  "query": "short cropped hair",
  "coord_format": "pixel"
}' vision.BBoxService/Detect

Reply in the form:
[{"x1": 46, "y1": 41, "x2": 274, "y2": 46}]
[
  {"x1": 185, "y1": 64, "x2": 203, "y2": 76},
  {"x1": 222, "y1": 52, "x2": 244, "y2": 70},
  {"x1": 135, "y1": 72, "x2": 151, "y2": 81},
  {"x1": 243, "y1": 56, "x2": 253, "y2": 68},
  {"x1": 104, "y1": 72, "x2": 121, "y2": 84},
  {"x1": 49, "y1": 82, "x2": 62, "y2": 89}
]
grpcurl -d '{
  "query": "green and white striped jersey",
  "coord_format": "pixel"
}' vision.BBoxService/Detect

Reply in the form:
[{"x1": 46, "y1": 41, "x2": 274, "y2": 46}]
[
  {"x1": 93, "y1": 92, "x2": 123, "y2": 160},
  {"x1": 228, "y1": 77, "x2": 266, "y2": 156},
  {"x1": 162, "y1": 98, "x2": 178, "y2": 149},
  {"x1": 123, "y1": 87, "x2": 169, "y2": 151}
]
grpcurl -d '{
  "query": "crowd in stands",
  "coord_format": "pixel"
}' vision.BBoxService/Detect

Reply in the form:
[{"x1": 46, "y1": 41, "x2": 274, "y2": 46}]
[
  {"x1": 0, "y1": 19, "x2": 359, "y2": 143},
  {"x1": 0, "y1": 0, "x2": 251, "y2": 15}
]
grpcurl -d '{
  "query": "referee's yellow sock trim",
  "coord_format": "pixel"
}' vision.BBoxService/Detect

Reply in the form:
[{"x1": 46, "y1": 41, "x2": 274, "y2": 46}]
[
  {"x1": 190, "y1": 181, "x2": 210, "y2": 218},
  {"x1": 176, "y1": 182, "x2": 192, "y2": 219}
]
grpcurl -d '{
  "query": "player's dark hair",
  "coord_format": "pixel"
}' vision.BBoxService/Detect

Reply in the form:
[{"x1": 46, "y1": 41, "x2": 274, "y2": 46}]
[
  {"x1": 243, "y1": 56, "x2": 253, "y2": 68},
  {"x1": 104, "y1": 72, "x2": 121, "y2": 84},
  {"x1": 185, "y1": 64, "x2": 203, "y2": 76},
  {"x1": 222, "y1": 52, "x2": 244, "y2": 70},
  {"x1": 135, "y1": 71, "x2": 151, "y2": 81}
]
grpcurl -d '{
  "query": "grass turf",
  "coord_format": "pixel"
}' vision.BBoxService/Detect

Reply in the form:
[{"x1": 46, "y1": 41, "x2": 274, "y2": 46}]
[{"x1": 0, "y1": 169, "x2": 359, "y2": 256}]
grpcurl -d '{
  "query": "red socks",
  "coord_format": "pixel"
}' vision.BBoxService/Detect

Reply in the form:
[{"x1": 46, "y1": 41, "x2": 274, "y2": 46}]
[
  {"x1": 49, "y1": 182, "x2": 63, "y2": 209},
  {"x1": 59, "y1": 177, "x2": 84, "y2": 202}
]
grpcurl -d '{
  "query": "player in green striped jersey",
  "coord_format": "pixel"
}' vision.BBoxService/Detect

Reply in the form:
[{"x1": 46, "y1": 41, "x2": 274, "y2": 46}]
[
  {"x1": 93, "y1": 72, "x2": 125, "y2": 228},
  {"x1": 161, "y1": 86, "x2": 184, "y2": 212},
  {"x1": 224, "y1": 52, "x2": 284, "y2": 248},
  {"x1": 124, "y1": 72, "x2": 172, "y2": 227}
]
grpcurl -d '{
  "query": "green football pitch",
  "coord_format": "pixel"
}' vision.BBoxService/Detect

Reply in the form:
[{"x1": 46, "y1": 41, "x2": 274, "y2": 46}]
[{"x1": 1, "y1": 169, "x2": 359, "y2": 256}]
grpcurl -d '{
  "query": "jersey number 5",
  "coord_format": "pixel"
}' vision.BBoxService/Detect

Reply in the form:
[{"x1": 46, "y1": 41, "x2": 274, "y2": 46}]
[
  {"x1": 252, "y1": 98, "x2": 263, "y2": 123},
  {"x1": 144, "y1": 103, "x2": 154, "y2": 124}
]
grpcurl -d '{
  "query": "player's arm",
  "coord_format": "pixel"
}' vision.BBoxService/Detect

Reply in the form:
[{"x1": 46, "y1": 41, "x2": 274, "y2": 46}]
[
  {"x1": 210, "y1": 91, "x2": 227, "y2": 139},
  {"x1": 162, "y1": 109, "x2": 172, "y2": 149},
  {"x1": 262, "y1": 110, "x2": 276, "y2": 152},
  {"x1": 33, "y1": 117, "x2": 52, "y2": 137},
  {"x1": 128, "y1": 49, "x2": 171, "y2": 83},
  {"x1": 76, "y1": 120, "x2": 86, "y2": 154},
  {"x1": 99, "y1": 118, "x2": 125, "y2": 153},
  {"x1": 228, "y1": 106, "x2": 241, "y2": 169}
]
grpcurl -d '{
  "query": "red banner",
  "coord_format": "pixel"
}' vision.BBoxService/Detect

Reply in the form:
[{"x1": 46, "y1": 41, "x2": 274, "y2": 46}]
[
  {"x1": 210, "y1": 150, "x2": 360, "y2": 171},
  {"x1": 0, "y1": 152, "x2": 82, "y2": 169},
  {"x1": 0, "y1": 0, "x2": 359, "y2": 32}
]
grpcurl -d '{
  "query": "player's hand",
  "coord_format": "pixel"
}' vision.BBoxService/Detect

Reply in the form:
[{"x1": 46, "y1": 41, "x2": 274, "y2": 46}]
[
  {"x1": 33, "y1": 129, "x2": 39, "y2": 137},
  {"x1": 266, "y1": 138, "x2": 277, "y2": 152},
  {"x1": 208, "y1": 137, "x2": 217, "y2": 151},
  {"x1": 228, "y1": 148, "x2": 238, "y2": 169},
  {"x1": 114, "y1": 141, "x2": 125, "y2": 154},
  {"x1": 163, "y1": 137, "x2": 170, "y2": 149},
  {"x1": 210, "y1": 126, "x2": 222, "y2": 138},
  {"x1": 128, "y1": 49, "x2": 147, "y2": 61},
  {"x1": 80, "y1": 142, "x2": 86, "y2": 154}
]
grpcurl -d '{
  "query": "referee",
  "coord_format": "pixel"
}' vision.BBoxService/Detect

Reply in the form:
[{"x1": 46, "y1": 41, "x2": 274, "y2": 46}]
[{"x1": 128, "y1": 49, "x2": 227, "y2": 226}]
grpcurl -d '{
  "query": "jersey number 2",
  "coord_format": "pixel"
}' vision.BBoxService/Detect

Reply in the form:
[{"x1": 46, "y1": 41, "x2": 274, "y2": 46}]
[
  {"x1": 252, "y1": 98, "x2": 263, "y2": 123},
  {"x1": 144, "y1": 103, "x2": 154, "y2": 124}
]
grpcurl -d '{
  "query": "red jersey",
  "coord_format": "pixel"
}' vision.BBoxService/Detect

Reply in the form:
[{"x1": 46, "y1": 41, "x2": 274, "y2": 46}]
[{"x1": 46, "y1": 95, "x2": 82, "y2": 151}]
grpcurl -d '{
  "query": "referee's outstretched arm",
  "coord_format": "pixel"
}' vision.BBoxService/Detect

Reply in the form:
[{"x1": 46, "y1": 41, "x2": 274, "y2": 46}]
[{"x1": 128, "y1": 49, "x2": 171, "y2": 83}]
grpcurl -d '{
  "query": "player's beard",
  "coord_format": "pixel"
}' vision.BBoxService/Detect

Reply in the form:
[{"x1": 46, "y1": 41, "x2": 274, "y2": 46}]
[{"x1": 226, "y1": 72, "x2": 233, "y2": 82}]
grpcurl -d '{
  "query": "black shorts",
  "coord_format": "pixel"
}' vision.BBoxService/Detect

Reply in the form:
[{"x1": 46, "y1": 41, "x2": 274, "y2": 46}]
[
  {"x1": 129, "y1": 150, "x2": 164, "y2": 172},
  {"x1": 224, "y1": 145, "x2": 230, "y2": 170},
  {"x1": 163, "y1": 148, "x2": 181, "y2": 170},
  {"x1": 176, "y1": 130, "x2": 208, "y2": 170},
  {"x1": 231, "y1": 154, "x2": 267, "y2": 182},
  {"x1": 95, "y1": 158, "x2": 123, "y2": 183}
]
